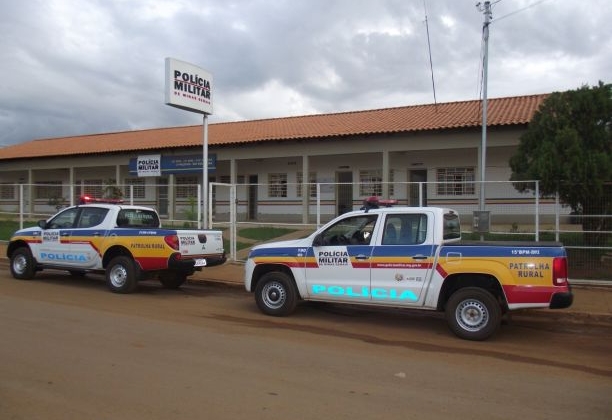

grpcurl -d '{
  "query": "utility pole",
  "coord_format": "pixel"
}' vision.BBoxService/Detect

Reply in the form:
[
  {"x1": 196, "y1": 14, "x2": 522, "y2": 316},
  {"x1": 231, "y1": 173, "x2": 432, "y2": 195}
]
[{"x1": 477, "y1": 1, "x2": 492, "y2": 239}]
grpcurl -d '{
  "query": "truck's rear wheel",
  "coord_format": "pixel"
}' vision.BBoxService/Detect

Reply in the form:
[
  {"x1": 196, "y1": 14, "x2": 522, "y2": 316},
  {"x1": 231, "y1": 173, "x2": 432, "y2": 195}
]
[
  {"x1": 445, "y1": 287, "x2": 501, "y2": 341},
  {"x1": 159, "y1": 272, "x2": 187, "y2": 289},
  {"x1": 106, "y1": 256, "x2": 138, "y2": 294},
  {"x1": 10, "y1": 247, "x2": 36, "y2": 280},
  {"x1": 254, "y1": 271, "x2": 298, "y2": 316}
]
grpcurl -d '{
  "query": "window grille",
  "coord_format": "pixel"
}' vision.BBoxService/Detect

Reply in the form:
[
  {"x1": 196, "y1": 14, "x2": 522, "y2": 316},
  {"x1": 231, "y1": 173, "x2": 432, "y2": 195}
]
[
  {"x1": 268, "y1": 173, "x2": 287, "y2": 197},
  {"x1": 124, "y1": 177, "x2": 146, "y2": 199},
  {"x1": 176, "y1": 176, "x2": 198, "y2": 199},
  {"x1": 296, "y1": 172, "x2": 317, "y2": 198},
  {"x1": 436, "y1": 167, "x2": 475, "y2": 195}
]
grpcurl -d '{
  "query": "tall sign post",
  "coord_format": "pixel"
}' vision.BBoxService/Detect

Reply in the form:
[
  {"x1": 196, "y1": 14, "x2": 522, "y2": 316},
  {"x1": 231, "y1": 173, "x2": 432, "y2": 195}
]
[{"x1": 164, "y1": 58, "x2": 213, "y2": 228}]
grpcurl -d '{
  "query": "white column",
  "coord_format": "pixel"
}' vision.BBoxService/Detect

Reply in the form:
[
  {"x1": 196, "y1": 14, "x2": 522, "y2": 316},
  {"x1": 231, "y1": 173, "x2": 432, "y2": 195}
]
[
  {"x1": 382, "y1": 150, "x2": 389, "y2": 198},
  {"x1": 302, "y1": 155, "x2": 309, "y2": 224},
  {"x1": 27, "y1": 169, "x2": 34, "y2": 215},
  {"x1": 69, "y1": 167, "x2": 75, "y2": 205}
]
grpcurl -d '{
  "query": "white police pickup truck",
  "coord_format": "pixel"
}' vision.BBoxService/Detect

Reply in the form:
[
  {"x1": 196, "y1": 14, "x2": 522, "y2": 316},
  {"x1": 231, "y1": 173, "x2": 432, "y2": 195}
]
[
  {"x1": 8, "y1": 201, "x2": 226, "y2": 293},
  {"x1": 244, "y1": 201, "x2": 573, "y2": 340}
]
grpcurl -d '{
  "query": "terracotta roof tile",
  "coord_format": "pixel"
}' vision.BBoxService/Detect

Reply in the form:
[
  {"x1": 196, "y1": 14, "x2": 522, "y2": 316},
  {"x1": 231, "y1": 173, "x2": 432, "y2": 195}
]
[{"x1": 0, "y1": 94, "x2": 547, "y2": 160}]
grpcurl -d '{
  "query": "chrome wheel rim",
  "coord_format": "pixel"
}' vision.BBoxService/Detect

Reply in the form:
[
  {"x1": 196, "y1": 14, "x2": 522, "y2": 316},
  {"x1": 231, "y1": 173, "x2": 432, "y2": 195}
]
[
  {"x1": 13, "y1": 254, "x2": 27, "y2": 275},
  {"x1": 109, "y1": 265, "x2": 127, "y2": 288},
  {"x1": 261, "y1": 281, "x2": 286, "y2": 310},
  {"x1": 455, "y1": 299, "x2": 488, "y2": 332}
]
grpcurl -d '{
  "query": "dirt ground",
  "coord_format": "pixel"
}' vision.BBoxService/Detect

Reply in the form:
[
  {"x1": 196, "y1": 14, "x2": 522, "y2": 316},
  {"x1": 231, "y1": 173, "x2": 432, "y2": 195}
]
[{"x1": 1, "y1": 268, "x2": 611, "y2": 420}]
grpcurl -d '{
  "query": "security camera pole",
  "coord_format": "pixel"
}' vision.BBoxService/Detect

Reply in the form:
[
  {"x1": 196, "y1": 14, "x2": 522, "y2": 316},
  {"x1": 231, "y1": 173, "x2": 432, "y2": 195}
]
[{"x1": 164, "y1": 58, "x2": 214, "y2": 228}]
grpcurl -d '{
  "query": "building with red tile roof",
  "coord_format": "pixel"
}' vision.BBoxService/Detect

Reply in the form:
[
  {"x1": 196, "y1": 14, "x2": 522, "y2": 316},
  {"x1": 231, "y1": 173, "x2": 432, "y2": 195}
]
[{"x1": 0, "y1": 94, "x2": 547, "y2": 223}]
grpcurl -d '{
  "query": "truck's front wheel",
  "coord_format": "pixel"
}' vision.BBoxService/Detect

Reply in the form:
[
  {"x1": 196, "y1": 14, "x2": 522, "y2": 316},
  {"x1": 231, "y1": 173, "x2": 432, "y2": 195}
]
[
  {"x1": 106, "y1": 256, "x2": 139, "y2": 294},
  {"x1": 10, "y1": 247, "x2": 36, "y2": 280},
  {"x1": 254, "y1": 271, "x2": 298, "y2": 316},
  {"x1": 445, "y1": 287, "x2": 501, "y2": 341}
]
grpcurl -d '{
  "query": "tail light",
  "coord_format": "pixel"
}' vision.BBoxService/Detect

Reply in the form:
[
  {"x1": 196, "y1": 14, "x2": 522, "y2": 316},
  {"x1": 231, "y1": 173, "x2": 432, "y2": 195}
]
[
  {"x1": 164, "y1": 235, "x2": 179, "y2": 250},
  {"x1": 552, "y1": 257, "x2": 568, "y2": 286}
]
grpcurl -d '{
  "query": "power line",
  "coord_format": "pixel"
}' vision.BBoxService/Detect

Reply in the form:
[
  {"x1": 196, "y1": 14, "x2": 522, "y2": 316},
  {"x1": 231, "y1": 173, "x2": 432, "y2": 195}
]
[
  {"x1": 492, "y1": 0, "x2": 553, "y2": 24},
  {"x1": 423, "y1": 0, "x2": 438, "y2": 106}
]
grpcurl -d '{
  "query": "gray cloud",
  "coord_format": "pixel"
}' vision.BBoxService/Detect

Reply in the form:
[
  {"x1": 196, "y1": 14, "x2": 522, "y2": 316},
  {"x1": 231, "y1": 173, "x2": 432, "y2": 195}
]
[{"x1": 1, "y1": 0, "x2": 610, "y2": 146}]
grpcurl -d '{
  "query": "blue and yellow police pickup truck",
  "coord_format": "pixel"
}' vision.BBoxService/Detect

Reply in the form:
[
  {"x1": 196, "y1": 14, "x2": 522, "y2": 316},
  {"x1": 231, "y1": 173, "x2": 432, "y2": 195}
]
[
  {"x1": 7, "y1": 202, "x2": 225, "y2": 293},
  {"x1": 244, "y1": 203, "x2": 573, "y2": 340}
]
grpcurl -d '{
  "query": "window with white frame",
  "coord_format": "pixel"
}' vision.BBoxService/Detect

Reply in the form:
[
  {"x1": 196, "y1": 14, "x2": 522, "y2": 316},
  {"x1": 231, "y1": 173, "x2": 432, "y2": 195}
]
[
  {"x1": 296, "y1": 171, "x2": 317, "y2": 198},
  {"x1": 268, "y1": 173, "x2": 287, "y2": 198},
  {"x1": 124, "y1": 177, "x2": 146, "y2": 199},
  {"x1": 359, "y1": 169, "x2": 382, "y2": 197},
  {"x1": 176, "y1": 176, "x2": 198, "y2": 199},
  {"x1": 436, "y1": 167, "x2": 475, "y2": 195},
  {"x1": 0, "y1": 183, "x2": 15, "y2": 200},
  {"x1": 74, "y1": 179, "x2": 103, "y2": 198},
  {"x1": 36, "y1": 181, "x2": 63, "y2": 200}
]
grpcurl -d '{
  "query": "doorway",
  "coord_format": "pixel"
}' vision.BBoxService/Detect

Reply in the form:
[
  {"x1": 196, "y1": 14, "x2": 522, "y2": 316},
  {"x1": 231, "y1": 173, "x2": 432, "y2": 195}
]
[
  {"x1": 336, "y1": 171, "x2": 353, "y2": 215},
  {"x1": 248, "y1": 175, "x2": 258, "y2": 220},
  {"x1": 408, "y1": 170, "x2": 427, "y2": 207}
]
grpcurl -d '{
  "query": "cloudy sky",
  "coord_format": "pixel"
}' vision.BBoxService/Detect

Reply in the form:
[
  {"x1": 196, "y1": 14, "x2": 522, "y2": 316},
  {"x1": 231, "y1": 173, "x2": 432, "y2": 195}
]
[{"x1": 1, "y1": 0, "x2": 610, "y2": 146}]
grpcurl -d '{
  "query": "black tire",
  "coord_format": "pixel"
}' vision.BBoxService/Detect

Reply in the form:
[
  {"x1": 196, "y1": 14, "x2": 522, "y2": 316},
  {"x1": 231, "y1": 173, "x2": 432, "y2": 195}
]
[
  {"x1": 10, "y1": 247, "x2": 36, "y2": 280},
  {"x1": 445, "y1": 287, "x2": 502, "y2": 341},
  {"x1": 105, "y1": 256, "x2": 139, "y2": 294},
  {"x1": 159, "y1": 272, "x2": 187, "y2": 289},
  {"x1": 254, "y1": 271, "x2": 298, "y2": 316}
]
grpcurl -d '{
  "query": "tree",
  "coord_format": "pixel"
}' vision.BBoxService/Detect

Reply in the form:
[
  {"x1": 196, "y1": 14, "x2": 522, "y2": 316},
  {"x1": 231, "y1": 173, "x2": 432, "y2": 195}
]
[{"x1": 509, "y1": 81, "x2": 612, "y2": 244}]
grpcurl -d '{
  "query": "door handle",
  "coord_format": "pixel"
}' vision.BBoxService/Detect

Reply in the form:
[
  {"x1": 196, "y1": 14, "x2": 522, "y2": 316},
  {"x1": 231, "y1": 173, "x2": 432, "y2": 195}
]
[
  {"x1": 355, "y1": 255, "x2": 369, "y2": 260},
  {"x1": 412, "y1": 254, "x2": 428, "y2": 260}
]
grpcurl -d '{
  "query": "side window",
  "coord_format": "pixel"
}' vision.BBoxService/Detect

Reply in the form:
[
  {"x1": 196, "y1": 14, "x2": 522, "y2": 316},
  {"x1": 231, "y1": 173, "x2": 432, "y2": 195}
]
[
  {"x1": 382, "y1": 217, "x2": 400, "y2": 245},
  {"x1": 318, "y1": 214, "x2": 378, "y2": 246},
  {"x1": 117, "y1": 209, "x2": 160, "y2": 228},
  {"x1": 443, "y1": 212, "x2": 461, "y2": 240},
  {"x1": 77, "y1": 207, "x2": 109, "y2": 228},
  {"x1": 47, "y1": 208, "x2": 79, "y2": 229},
  {"x1": 383, "y1": 214, "x2": 428, "y2": 245}
]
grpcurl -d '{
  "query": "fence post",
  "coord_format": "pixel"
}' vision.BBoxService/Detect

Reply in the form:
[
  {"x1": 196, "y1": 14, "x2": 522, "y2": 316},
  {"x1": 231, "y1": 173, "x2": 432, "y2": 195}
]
[
  {"x1": 19, "y1": 184, "x2": 24, "y2": 230},
  {"x1": 419, "y1": 182, "x2": 424, "y2": 207},
  {"x1": 316, "y1": 183, "x2": 321, "y2": 228},
  {"x1": 535, "y1": 181, "x2": 539, "y2": 242},
  {"x1": 230, "y1": 184, "x2": 237, "y2": 261},
  {"x1": 197, "y1": 184, "x2": 202, "y2": 229},
  {"x1": 555, "y1": 191, "x2": 560, "y2": 242}
]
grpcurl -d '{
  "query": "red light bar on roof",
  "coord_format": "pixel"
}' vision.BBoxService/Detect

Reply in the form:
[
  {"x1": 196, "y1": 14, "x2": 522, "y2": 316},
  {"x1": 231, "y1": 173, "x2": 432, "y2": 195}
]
[
  {"x1": 78, "y1": 195, "x2": 124, "y2": 205},
  {"x1": 361, "y1": 196, "x2": 398, "y2": 211}
]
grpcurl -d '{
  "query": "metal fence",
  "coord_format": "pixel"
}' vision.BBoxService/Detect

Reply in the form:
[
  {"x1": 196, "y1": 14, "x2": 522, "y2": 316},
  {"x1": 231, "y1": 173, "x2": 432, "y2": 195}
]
[{"x1": 1, "y1": 181, "x2": 610, "y2": 280}]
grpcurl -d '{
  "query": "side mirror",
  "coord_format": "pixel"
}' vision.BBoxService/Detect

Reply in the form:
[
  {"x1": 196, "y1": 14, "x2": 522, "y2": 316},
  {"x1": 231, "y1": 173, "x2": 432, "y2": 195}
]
[{"x1": 37, "y1": 220, "x2": 47, "y2": 229}]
